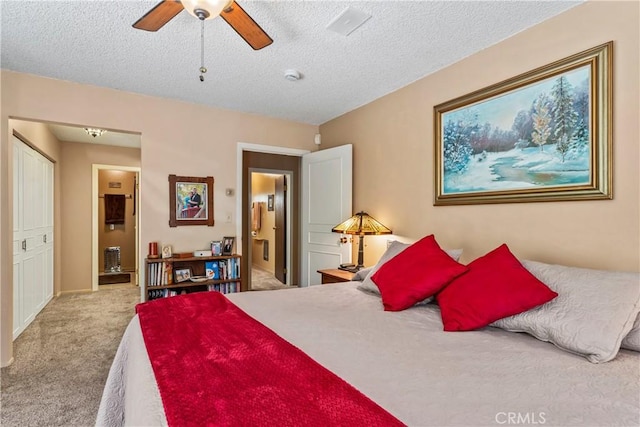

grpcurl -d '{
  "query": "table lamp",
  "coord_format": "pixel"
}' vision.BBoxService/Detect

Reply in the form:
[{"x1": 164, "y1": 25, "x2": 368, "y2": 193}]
[{"x1": 332, "y1": 211, "x2": 392, "y2": 271}]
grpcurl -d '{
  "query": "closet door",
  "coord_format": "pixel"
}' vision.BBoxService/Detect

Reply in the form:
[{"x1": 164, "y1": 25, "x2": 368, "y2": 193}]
[{"x1": 13, "y1": 136, "x2": 54, "y2": 339}]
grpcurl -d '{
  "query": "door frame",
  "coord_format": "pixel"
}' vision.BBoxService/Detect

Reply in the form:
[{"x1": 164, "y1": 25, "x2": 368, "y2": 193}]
[
  {"x1": 236, "y1": 143, "x2": 309, "y2": 289},
  {"x1": 235, "y1": 143, "x2": 309, "y2": 241},
  {"x1": 91, "y1": 164, "x2": 141, "y2": 291},
  {"x1": 248, "y1": 170, "x2": 293, "y2": 286}
]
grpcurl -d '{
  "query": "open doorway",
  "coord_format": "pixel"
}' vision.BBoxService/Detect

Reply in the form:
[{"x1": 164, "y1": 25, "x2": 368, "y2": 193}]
[
  {"x1": 92, "y1": 164, "x2": 141, "y2": 291},
  {"x1": 240, "y1": 147, "x2": 305, "y2": 291},
  {"x1": 249, "y1": 171, "x2": 292, "y2": 290}
]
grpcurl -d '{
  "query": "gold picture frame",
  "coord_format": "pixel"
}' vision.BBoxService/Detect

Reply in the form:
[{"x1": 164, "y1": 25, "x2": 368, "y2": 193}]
[{"x1": 434, "y1": 42, "x2": 612, "y2": 205}]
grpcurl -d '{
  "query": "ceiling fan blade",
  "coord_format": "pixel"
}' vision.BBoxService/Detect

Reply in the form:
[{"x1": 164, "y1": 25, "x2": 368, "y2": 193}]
[
  {"x1": 221, "y1": 1, "x2": 273, "y2": 50},
  {"x1": 133, "y1": 0, "x2": 184, "y2": 32}
]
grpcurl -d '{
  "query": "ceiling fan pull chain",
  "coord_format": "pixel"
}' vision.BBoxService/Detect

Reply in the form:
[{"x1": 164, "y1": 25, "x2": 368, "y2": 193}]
[{"x1": 199, "y1": 18, "x2": 207, "y2": 82}]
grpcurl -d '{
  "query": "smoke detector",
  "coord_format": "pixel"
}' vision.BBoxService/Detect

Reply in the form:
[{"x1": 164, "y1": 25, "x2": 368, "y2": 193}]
[{"x1": 284, "y1": 69, "x2": 301, "y2": 81}]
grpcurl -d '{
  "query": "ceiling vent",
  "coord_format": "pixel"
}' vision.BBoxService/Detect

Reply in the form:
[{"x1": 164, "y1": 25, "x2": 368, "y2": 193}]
[{"x1": 326, "y1": 6, "x2": 372, "y2": 37}]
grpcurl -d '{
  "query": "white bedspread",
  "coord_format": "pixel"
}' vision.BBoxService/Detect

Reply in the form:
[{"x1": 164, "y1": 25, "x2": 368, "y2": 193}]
[{"x1": 97, "y1": 283, "x2": 640, "y2": 426}]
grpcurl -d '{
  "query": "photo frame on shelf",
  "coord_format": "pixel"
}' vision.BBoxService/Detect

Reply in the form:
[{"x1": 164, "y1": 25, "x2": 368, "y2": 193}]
[
  {"x1": 210, "y1": 240, "x2": 222, "y2": 256},
  {"x1": 222, "y1": 236, "x2": 235, "y2": 255},
  {"x1": 161, "y1": 245, "x2": 173, "y2": 259},
  {"x1": 434, "y1": 42, "x2": 612, "y2": 205},
  {"x1": 169, "y1": 175, "x2": 214, "y2": 227},
  {"x1": 174, "y1": 268, "x2": 192, "y2": 283}
]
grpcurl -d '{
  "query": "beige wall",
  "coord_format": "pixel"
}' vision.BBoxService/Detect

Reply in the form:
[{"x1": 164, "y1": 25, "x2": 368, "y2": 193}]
[
  {"x1": 98, "y1": 169, "x2": 137, "y2": 273},
  {"x1": 320, "y1": 1, "x2": 640, "y2": 272},
  {"x1": 60, "y1": 143, "x2": 140, "y2": 293},
  {"x1": 251, "y1": 173, "x2": 277, "y2": 273},
  {"x1": 1, "y1": 72, "x2": 318, "y2": 365}
]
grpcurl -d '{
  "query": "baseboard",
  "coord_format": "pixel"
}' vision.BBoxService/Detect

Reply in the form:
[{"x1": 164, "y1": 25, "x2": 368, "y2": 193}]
[
  {"x1": 58, "y1": 289, "x2": 94, "y2": 296},
  {"x1": 1, "y1": 357, "x2": 14, "y2": 368}
]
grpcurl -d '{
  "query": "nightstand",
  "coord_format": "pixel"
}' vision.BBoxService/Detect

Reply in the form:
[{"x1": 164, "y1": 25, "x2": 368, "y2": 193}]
[{"x1": 317, "y1": 269, "x2": 355, "y2": 284}]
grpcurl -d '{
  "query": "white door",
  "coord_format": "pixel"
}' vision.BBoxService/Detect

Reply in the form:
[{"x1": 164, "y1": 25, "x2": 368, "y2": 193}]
[
  {"x1": 13, "y1": 136, "x2": 54, "y2": 339},
  {"x1": 301, "y1": 145, "x2": 352, "y2": 286}
]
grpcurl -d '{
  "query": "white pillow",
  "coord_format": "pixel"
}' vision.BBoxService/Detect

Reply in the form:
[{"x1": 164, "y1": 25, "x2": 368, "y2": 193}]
[
  {"x1": 621, "y1": 314, "x2": 640, "y2": 352},
  {"x1": 357, "y1": 241, "x2": 462, "y2": 296},
  {"x1": 492, "y1": 260, "x2": 640, "y2": 363},
  {"x1": 352, "y1": 267, "x2": 373, "y2": 282}
]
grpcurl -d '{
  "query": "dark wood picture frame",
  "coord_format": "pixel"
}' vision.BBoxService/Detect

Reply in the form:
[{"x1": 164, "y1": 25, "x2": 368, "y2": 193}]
[
  {"x1": 222, "y1": 236, "x2": 235, "y2": 255},
  {"x1": 169, "y1": 175, "x2": 214, "y2": 227}
]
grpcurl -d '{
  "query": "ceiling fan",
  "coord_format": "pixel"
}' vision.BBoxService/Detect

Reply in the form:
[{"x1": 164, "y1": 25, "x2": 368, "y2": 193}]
[{"x1": 133, "y1": 0, "x2": 273, "y2": 51}]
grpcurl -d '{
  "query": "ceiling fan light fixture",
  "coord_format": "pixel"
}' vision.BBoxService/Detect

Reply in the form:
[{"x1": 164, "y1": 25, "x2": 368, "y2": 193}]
[{"x1": 181, "y1": 0, "x2": 232, "y2": 20}]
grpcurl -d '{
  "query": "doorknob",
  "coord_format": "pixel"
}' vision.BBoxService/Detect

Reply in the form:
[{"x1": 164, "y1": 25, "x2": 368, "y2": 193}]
[
  {"x1": 339, "y1": 237, "x2": 348, "y2": 244},
  {"x1": 43, "y1": 234, "x2": 47, "y2": 243},
  {"x1": 22, "y1": 239, "x2": 27, "y2": 251}
]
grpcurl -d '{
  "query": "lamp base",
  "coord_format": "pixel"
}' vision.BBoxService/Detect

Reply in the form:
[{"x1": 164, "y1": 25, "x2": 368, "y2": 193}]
[
  {"x1": 356, "y1": 234, "x2": 366, "y2": 271},
  {"x1": 339, "y1": 265, "x2": 361, "y2": 273}
]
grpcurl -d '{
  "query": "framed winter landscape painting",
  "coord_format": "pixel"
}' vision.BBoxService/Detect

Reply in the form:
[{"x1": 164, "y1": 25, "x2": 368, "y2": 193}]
[{"x1": 434, "y1": 42, "x2": 612, "y2": 205}]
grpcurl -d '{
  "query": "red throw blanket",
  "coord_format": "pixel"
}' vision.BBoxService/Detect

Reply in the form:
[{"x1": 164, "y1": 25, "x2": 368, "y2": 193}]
[{"x1": 137, "y1": 292, "x2": 404, "y2": 427}]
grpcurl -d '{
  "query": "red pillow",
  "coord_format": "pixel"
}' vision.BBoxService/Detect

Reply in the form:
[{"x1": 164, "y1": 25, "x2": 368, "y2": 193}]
[
  {"x1": 371, "y1": 235, "x2": 468, "y2": 311},
  {"x1": 436, "y1": 244, "x2": 558, "y2": 331}
]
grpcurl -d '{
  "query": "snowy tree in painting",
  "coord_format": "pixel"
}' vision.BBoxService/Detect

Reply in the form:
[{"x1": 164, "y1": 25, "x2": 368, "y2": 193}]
[
  {"x1": 567, "y1": 82, "x2": 590, "y2": 161},
  {"x1": 512, "y1": 109, "x2": 533, "y2": 146},
  {"x1": 550, "y1": 76, "x2": 578, "y2": 162},
  {"x1": 443, "y1": 119, "x2": 474, "y2": 174},
  {"x1": 531, "y1": 94, "x2": 551, "y2": 152}
]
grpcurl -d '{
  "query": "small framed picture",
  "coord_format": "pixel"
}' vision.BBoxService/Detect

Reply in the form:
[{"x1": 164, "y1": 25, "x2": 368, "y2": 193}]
[
  {"x1": 210, "y1": 240, "x2": 222, "y2": 256},
  {"x1": 161, "y1": 245, "x2": 172, "y2": 259},
  {"x1": 267, "y1": 194, "x2": 274, "y2": 211},
  {"x1": 222, "y1": 236, "x2": 235, "y2": 255},
  {"x1": 174, "y1": 268, "x2": 191, "y2": 283}
]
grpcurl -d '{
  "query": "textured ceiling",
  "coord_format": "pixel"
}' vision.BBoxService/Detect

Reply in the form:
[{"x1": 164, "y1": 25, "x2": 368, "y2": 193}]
[{"x1": 1, "y1": 1, "x2": 582, "y2": 126}]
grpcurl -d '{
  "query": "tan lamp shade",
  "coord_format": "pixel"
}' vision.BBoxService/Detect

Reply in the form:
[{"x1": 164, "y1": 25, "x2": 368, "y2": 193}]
[
  {"x1": 332, "y1": 212, "x2": 392, "y2": 270},
  {"x1": 331, "y1": 211, "x2": 392, "y2": 236}
]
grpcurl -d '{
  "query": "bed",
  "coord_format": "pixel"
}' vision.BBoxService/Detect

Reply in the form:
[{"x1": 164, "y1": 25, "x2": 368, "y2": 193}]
[{"x1": 97, "y1": 280, "x2": 640, "y2": 426}]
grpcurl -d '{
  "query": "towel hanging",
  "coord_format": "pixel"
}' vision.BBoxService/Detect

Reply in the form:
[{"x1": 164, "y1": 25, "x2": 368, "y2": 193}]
[
  {"x1": 105, "y1": 194, "x2": 126, "y2": 224},
  {"x1": 251, "y1": 202, "x2": 261, "y2": 232}
]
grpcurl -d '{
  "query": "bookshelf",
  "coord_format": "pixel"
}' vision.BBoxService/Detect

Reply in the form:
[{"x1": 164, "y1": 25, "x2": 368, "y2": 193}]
[{"x1": 144, "y1": 254, "x2": 242, "y2": 301}]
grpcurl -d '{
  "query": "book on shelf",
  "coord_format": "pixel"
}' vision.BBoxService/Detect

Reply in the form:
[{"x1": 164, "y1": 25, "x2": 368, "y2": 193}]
[
  {"x1": 165, "y1": 262, "x2": 173, "y2": 285},
  {"x1": 147, "y1": 260, "x2": 174, "y2": 287},
  {"x1": 206, "y1": 281, "x2": 240, "y2": 294},
  {"x1": 205, "y1": 261, "x2": 220, "y2": 279}
]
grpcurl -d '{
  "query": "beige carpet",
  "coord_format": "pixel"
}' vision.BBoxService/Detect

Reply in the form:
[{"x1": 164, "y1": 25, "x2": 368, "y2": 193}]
[
  {"x1": 250, "y1": 266, "x2": 296, "y2": 291},
  {"x1": 1, "y1": 277, "x2": 291, "y2": 426},
  {"x1": 1, "y1": 286, "x2": 140, "y2": 426}
]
